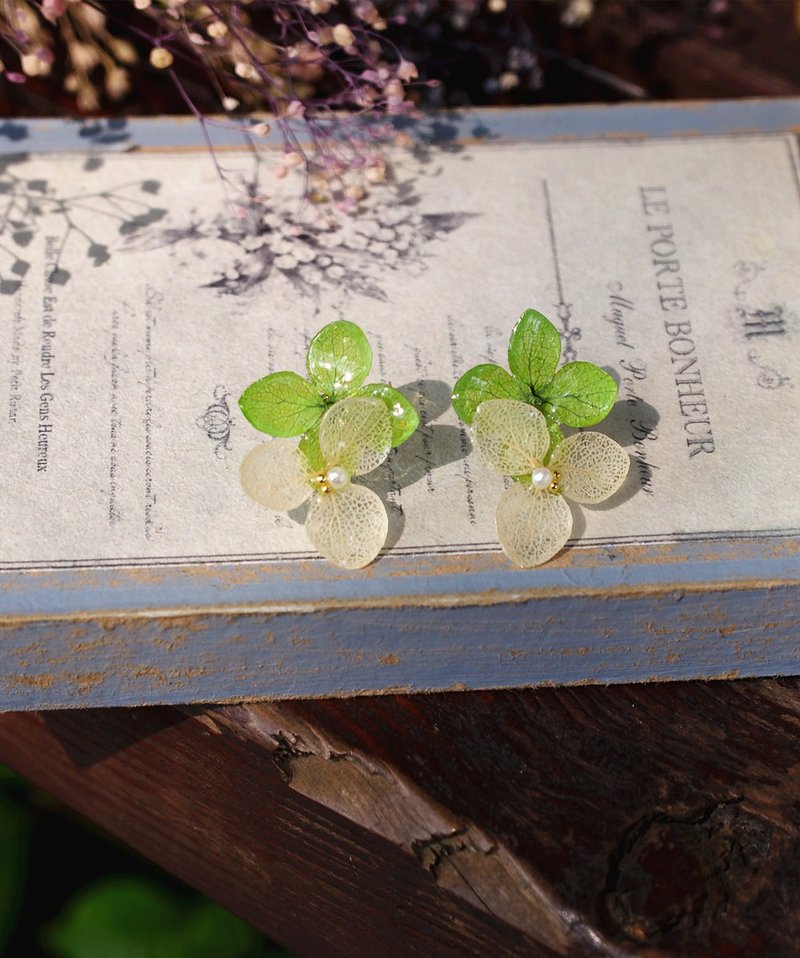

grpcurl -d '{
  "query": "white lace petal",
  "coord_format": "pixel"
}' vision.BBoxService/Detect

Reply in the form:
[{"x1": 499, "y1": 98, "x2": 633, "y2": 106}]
[
  {"x1": 305, "y1": 483, "x2": 388, "y2": 569},
  {"x1": 318, "y1": 396, "x2": 392, "y2": 477},
  {"x1": 549, "y1": 432, "x2": 630, "y2": 504},
  {"x1": 472, "y1": 399, "x2": 549, "y2": 476},
  {"x1": 495, "y1": 482, "x2": 573, "y2": 567},
  {"x1": 240, "y1": 440, "x2": 312, "y2": 511}
]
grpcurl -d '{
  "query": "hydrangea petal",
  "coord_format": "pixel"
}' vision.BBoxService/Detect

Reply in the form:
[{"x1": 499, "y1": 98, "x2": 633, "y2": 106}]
[
  {"x1": 495, "y1": 483, "x2": 573, "y2": 567},
  {"x1": 319, "y1": 396, "x2": 392, "y2": 477},
  {"x1": 240, "y1": 439, "x2": 312, "y2": 511},
  {"x1": 472, "y1": 399, "x2": 550, "y2": 476},
  {"x1": 549, "y1": 432, "x2": 630, "y2": 504},
  {"x1": 305, "y1": 483, "x2": 388, "y2": 569}
]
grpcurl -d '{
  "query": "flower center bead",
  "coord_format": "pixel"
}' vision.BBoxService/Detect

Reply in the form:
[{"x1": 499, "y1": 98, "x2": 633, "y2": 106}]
[
  {"x1": 531, "y1": 466, "x2": 553, "y2": 490},
  {"x1": 325, "y1": 466, "x2": 351, "y2": 490},
  {"x1": 312, "y1": 474, "x2": 330, "y2": 494}
]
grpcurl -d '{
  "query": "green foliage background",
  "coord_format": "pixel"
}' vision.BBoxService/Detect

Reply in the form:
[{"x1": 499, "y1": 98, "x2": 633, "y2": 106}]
[{"x1": 0, "y1": 766, "x2": 293, "y2": 958}]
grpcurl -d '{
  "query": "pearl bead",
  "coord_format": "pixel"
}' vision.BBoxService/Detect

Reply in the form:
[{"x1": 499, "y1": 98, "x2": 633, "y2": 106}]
[
  {"x1": 325, "y1": 466, "x2": 350, "y2": 490},
  {"x1": 531, "y1": 466, "x2": 553, "y2": 490}
]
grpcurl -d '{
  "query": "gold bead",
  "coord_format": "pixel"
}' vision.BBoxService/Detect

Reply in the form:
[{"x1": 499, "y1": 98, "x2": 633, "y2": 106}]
[{"x1": 313, "y1": 474, "x2": 332, "y2": 493}]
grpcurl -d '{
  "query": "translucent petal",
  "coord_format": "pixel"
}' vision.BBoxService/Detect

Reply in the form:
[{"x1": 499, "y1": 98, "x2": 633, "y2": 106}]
[
  {"x1": 549, "y1": 432, "x2": 630, "y2": 504},
  {"x1": 495, "y1": 482, "x2": 573, "y2": 568},
  {"x1": 305, "y1": 483, "x2": 388, "y2": 569},
  {"x1": 318, "y1": 396, "x2": 392, "y2": 477},
  {"x1": 472, "y1": 399, "x2": 550, "y2": 476},
  {"x1": 240, "y1": 439, "x2": 312, "y2": 511}
]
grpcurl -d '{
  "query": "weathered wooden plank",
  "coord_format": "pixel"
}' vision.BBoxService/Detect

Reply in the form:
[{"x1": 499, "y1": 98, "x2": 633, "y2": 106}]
[
  {"x1": 1, "y1": 101, "x2": 799, "y2": 709},
  {"x1": 1, "y1": 679, "x2": 799, "y2": 956},
  {"x1": 1, "y1": 575, "x2": 798, "y2": 708}
]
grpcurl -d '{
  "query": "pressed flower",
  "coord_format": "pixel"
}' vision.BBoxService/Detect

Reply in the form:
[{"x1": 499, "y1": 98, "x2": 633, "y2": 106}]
[
  {"x1": 473, "y1": 399, "x2": 629, "y2": 567},
  {"x1": 241, "y1": 396, "x2": 392, "y2": 569}
]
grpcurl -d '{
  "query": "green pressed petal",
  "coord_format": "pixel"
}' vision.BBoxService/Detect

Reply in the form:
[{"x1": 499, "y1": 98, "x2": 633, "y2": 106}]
[
  {"x1": 239, "y1": 370, "x2": 325, "y2": 437},
  {"x1": 357, "y1": 382, "x2": 419, "y2": 447},
  {"x1": 507, "y1": 308, "x2": 562, "y2": 393},
  {"x1": 537, "y1": 361, "x2": 618, "y2": 428},
  {"x1": 298, "y1": 429, "x2": 326, "y2": 474},
  {"x1": 306, "y1": 320, "x2": 372, "y2": 401},
  {"x1": 544, "y1": 418, "x2": 565, "y2": 461},
  {"x1": 451, "y1": 363, "x2": 528, "y2": 425}
]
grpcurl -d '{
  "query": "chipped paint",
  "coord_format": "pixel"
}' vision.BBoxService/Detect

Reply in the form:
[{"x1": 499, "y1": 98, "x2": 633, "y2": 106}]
[
  {"x1": 5, "y1": 673, "x2": 56, "y2": 691},
  {"x1": 0, "y1": 577, "x2": 795, "y2": 710},
  {"x1": 71, "y1": 672, "x2": 106, "y2": 694},
  {"x1": 2, "y1": 574, "x2": 798, "y2": 627}
]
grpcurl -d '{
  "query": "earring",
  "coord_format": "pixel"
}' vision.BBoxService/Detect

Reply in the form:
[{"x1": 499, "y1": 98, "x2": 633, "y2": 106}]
[
  {"x1": 451, "y1": 309, "x2": 629, "y2": 567},
  {"x1": 238, "y1": 320, "x2": 418, "y2": 569}
]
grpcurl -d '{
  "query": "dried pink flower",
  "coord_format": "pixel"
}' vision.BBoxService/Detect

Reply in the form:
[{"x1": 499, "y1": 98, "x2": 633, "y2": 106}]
[
  {"x1": 41, "y1": 0, "x2": 67, "y2": 23},
  {"x1": 396, "y1": 59, "x2": 418, "y2": 82}
]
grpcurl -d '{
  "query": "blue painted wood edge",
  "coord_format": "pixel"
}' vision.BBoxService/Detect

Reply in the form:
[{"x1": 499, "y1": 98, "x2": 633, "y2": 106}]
[
  {"x1": 2, "y1": 582, "x2": 798, "y2": 710},
  {"x1": 1, "y1": 538, "x2": 799, "y2": 618},
  {"x1": 2, "y1": 97, "x2": 800, "y2": 155}
]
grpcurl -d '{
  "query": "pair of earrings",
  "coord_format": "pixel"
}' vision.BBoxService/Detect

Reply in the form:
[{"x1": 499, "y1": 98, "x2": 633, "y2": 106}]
[{"x1": 238, "y1": 310, "x2": 629, "y2": 570}]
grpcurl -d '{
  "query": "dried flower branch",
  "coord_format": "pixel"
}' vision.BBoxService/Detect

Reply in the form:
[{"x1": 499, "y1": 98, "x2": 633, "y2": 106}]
[{"x1": 1, "y1": 0, "x2": 428, "y2": 211}]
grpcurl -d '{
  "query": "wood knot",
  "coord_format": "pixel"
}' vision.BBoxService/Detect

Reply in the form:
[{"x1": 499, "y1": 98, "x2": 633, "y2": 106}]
[{"x1": 604, "y1": 801, "x2": 774, "y2": 945}]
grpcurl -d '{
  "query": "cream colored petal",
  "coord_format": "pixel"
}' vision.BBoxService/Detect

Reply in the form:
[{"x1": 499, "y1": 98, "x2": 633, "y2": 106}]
[
  {"x1": 472, "y1": 399, "x2": 549, "y2": 476},
  {"x1": 319, "y1": 396, "x2": 392, "y2": 477},
  {"x1": 495, "y1": 482, "x2": 573, "y2": 568},
  {"x1": 549, "y1": 431, "x2": 630, "y2": 504},
  {"x1": 240, "y1": 439, "x2": 312, "y2": 511},
  {"x1": 305, "y1": 483, "x2": 389, "y2": 569}
]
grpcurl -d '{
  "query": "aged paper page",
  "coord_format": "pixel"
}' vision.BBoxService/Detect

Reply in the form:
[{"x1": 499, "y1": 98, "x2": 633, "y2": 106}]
[{"x1": 2, "y1": 133, "x2": 799, "y2": 568}]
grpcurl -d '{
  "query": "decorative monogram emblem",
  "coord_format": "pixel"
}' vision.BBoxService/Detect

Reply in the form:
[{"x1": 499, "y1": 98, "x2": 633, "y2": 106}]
[{"x1": 197, "y1": 385, "x2": 234, "y2": 457}]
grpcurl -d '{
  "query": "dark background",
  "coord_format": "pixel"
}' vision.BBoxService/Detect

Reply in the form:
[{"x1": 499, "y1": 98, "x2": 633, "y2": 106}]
[{"x1": 2, "y1": 1, "x2": 800, "y2": 118}]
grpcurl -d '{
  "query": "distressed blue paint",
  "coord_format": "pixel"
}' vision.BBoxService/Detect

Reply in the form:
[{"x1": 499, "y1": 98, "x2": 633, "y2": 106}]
[
  {"x1": 1, "y1": 538, "x2": 799, "y2": 618},
  {"x1": 2, "y1": 99, "x2": 800, "y2": 157},
  {"x1": 1, "y1": 584, "x2": 798, "y2": 710}
]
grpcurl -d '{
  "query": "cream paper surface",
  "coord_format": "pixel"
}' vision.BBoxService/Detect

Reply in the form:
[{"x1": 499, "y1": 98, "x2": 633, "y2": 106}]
[{"x1": 2, "y1": 134, "x2": 799, "y2": 569}]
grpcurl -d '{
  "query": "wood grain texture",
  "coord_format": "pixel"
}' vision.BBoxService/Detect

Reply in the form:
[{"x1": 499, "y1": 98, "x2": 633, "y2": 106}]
[
  {"x1": 1, "y1": 577, "x2": 799, "y2": 708},
  {"x1": 1, "y1": 679, "x2": 799, "y2": 956}
]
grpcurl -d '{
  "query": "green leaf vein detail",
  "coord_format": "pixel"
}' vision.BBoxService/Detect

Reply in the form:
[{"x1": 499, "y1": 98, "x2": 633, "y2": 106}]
[
  {"x1": 238, "y1": 370, "x2": 325, "y2": 437},
  {"x1": 306, "y1": 320, "x2": 372, "y2": 402},
  {"x1": 450, "y1": 309, "x2": 619, "y2": 432}
]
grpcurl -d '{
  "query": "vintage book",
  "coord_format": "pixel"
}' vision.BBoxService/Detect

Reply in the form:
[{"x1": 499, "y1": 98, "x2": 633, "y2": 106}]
[{"x1": 1, "y1": 100, "x2": 799, "y2": 709}]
